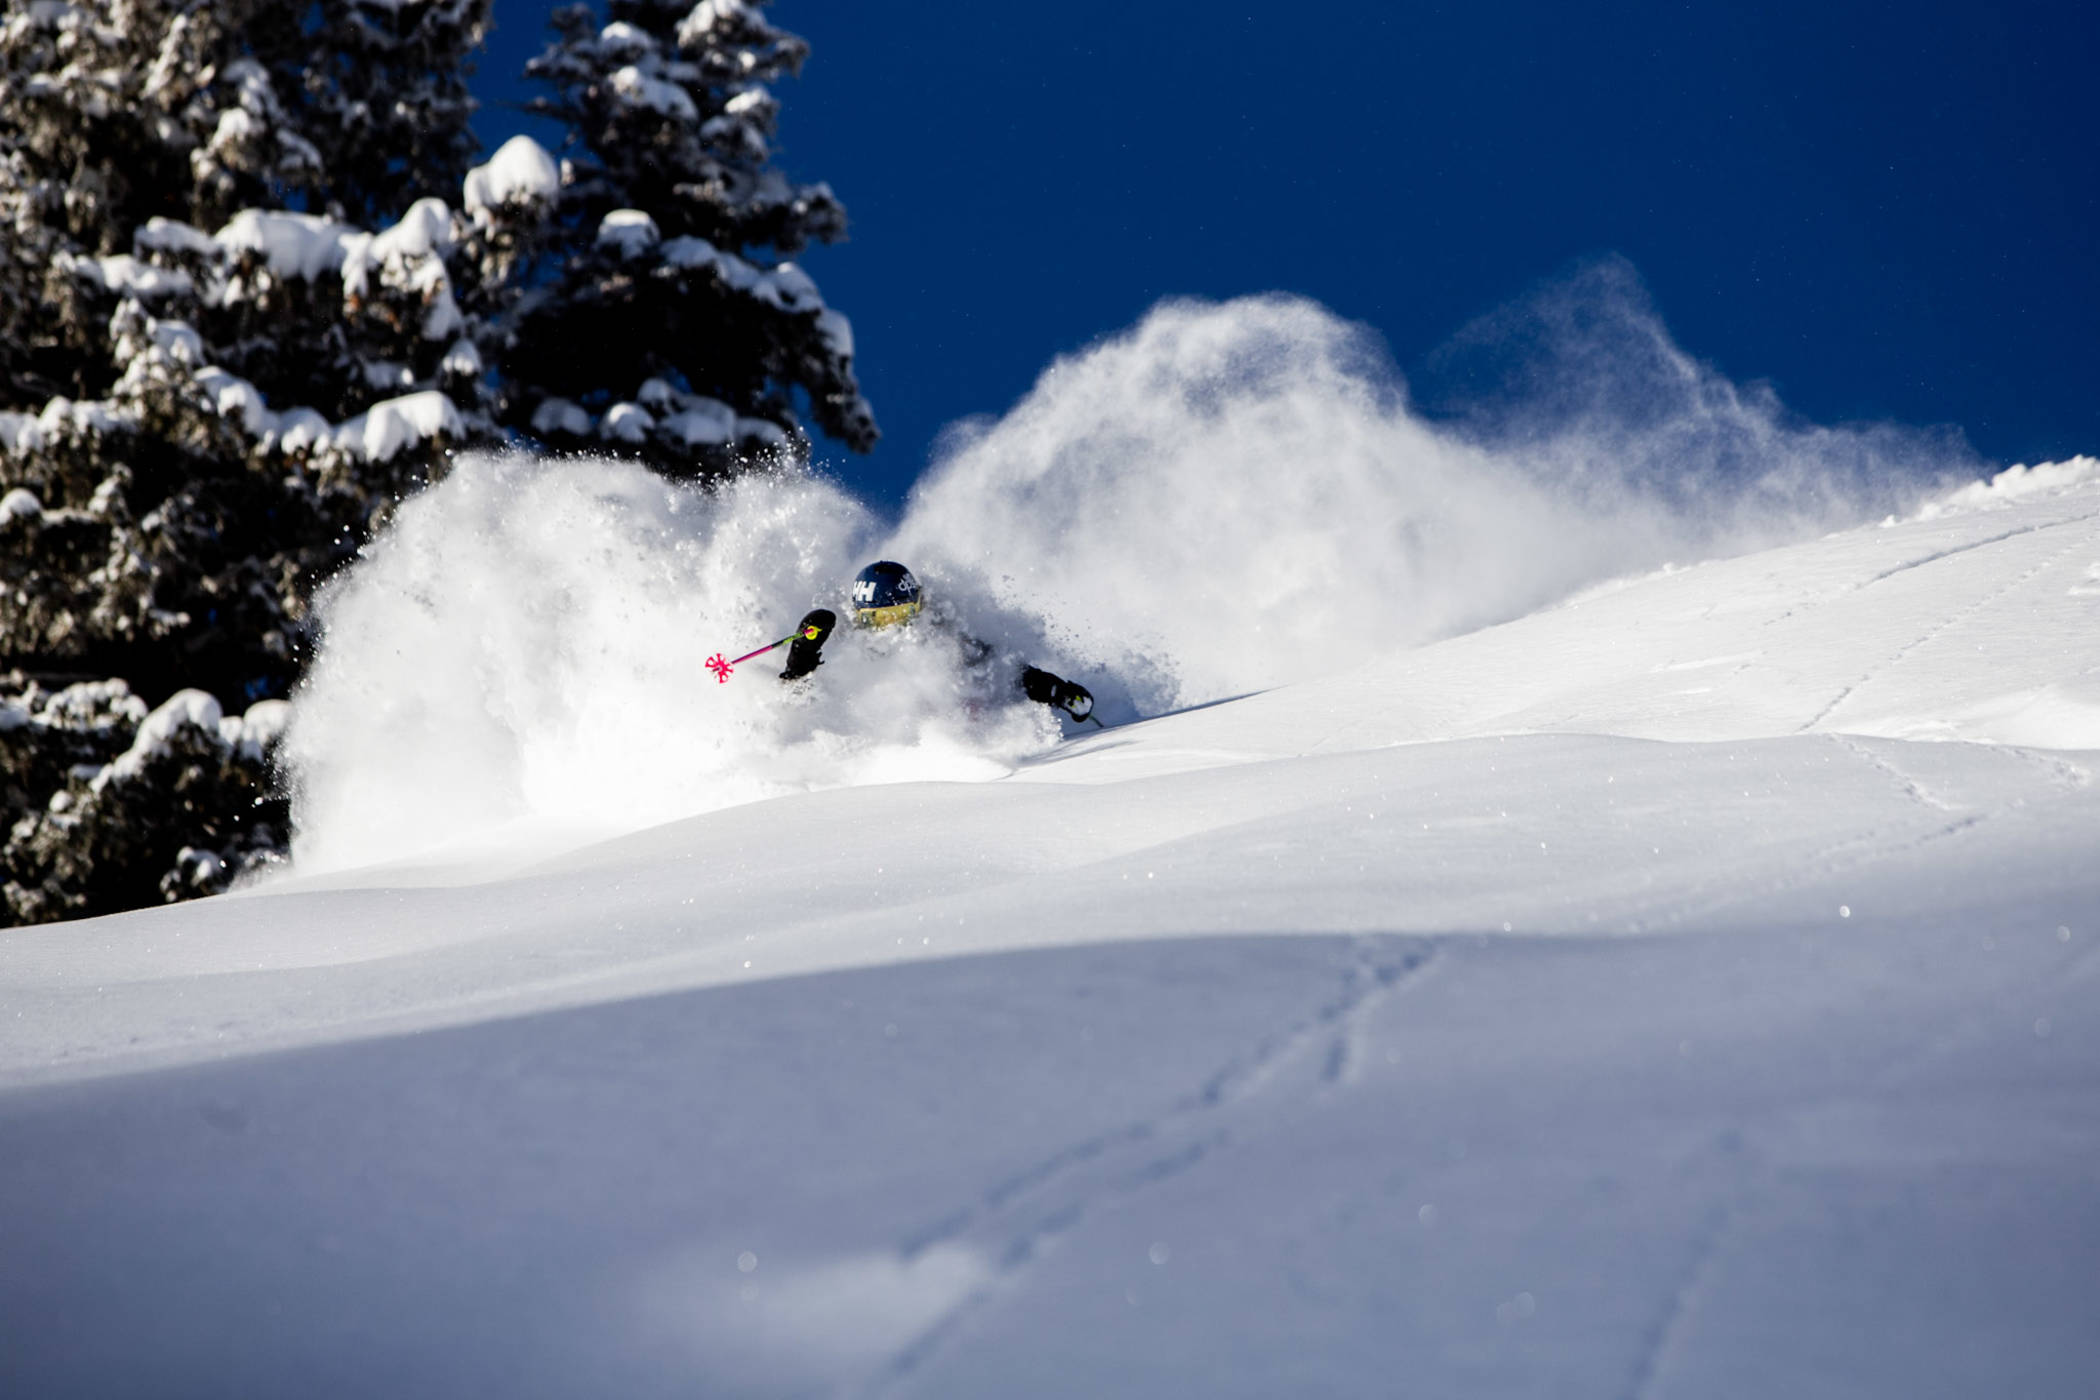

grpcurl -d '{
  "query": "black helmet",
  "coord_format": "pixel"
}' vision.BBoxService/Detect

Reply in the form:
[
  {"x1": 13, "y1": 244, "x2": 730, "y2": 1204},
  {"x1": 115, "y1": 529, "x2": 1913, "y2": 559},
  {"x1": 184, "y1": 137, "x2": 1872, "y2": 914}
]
[{"x1": 850, "y1": 560, "x2": 923, "y2": 628}]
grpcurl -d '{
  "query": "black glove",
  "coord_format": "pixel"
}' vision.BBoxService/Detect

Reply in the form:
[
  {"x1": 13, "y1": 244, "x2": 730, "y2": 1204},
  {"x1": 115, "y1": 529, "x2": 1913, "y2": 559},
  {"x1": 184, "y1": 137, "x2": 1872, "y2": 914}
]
[
  {"x1": 1020, "y1": 665, "x2": 1093, "y2": 721},
  {"x1": 779, "y1": 609, "x2": 836, "y2": 681}
]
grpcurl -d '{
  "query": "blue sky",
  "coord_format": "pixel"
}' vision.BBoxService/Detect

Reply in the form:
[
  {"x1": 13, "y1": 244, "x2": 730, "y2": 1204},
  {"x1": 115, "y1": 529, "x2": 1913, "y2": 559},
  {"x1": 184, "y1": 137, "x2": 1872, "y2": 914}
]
[{"x1": 473, "y1": 0, "x2": 2099, "y2": 508}]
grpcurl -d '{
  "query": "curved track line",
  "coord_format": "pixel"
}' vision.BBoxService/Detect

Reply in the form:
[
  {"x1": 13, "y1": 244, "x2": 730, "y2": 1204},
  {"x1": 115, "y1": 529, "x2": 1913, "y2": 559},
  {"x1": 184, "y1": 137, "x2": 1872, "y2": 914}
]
[
  {"x1": 851, "y1": 938, "x2": 1439, "y2": 1398},
  {"x1": 1803, "y1": 514, "x2": 2099, "y2": 733}
]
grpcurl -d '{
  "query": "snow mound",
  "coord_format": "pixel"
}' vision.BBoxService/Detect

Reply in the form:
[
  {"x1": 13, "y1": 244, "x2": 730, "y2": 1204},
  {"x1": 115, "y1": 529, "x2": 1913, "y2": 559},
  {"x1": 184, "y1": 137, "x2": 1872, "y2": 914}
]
[
  {"x1": 214, "y1": 210, "x2": 356, "y2": 280},
  {"x1": 331, "y1": 391, "x2": 461, "y2": 463},
  {"x1": 462, "y1": 135, "x2": 560, "y2": 219},
  {"x1": 611, "y1": 64, "x2": 697, "y2": 121},
  {"x1": 597, "y1": 209, "x2": 661, "y2": 257},
  {"x1": 100, "y1": 689, "x2": 222, "y2": 786},
  {"x1": 1914, "y1": 455, "x2": 2100, "y2": 518},
  {"x1": 0, "y1": 486, "x2": 41, "y2": 524}
]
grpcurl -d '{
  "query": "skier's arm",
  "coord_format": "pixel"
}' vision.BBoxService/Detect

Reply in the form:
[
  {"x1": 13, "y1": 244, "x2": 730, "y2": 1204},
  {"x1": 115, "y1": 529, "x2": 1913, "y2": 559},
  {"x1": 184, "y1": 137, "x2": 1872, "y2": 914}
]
[{"x1": 779, "y1": 609, "x2": 836, "y2": 681}]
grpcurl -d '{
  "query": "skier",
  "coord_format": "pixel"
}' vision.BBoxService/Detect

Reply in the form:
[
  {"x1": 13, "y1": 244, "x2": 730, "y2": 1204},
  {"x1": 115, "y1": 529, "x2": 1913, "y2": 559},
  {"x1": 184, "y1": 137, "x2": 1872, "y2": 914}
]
[{"x1": 778, "y1": 561, "x2": 1097, "y2": 723}]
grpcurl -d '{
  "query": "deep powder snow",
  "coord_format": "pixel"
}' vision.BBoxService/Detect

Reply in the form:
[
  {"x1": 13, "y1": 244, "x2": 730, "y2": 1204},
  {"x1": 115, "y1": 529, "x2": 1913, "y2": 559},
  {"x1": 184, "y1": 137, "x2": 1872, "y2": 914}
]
[{"x1": 284, "y1": 295, "x2": 1974, "y2": 871}]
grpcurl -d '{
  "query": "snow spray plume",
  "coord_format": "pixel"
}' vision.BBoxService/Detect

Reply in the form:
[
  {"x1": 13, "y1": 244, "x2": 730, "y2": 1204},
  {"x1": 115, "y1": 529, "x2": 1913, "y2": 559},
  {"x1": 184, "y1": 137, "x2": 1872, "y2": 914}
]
[
  {"x1": 283, "y1": 454, "x2": 1047, "y2": 872},
  {"x1": 892, "y1": 286, "x2": 1974, "y2": 712},
  {"x1": 1414, "y1": 257, "x2": 1978, "y2": 519},
  {"x1": 288, "y1": 281, "x2": 1975, "y2": 872}
]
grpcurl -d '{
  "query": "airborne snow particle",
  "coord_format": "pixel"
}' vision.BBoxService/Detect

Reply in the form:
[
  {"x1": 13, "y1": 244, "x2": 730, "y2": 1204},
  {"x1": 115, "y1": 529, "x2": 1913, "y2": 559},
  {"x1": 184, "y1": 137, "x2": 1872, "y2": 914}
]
[{"x1": 1495, "y1": 1291, "x2": 1539, "y2": 1323}]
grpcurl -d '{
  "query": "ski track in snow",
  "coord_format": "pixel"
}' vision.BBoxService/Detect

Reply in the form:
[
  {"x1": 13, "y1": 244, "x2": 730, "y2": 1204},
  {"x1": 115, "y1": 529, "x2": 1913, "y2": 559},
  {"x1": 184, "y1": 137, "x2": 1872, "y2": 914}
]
[
  {"x1": 855, "y1": 938, "x2": 1439, "y2": 1398},
  {"x1": 1656, "y1": 802, "x2": 1984, "y2": 930},
  {"x1": 1801, "y1": 510, "x2": 2100, "y2": 733},
  {"x1": 1627, "y1": 733, "x2": 2078, "y2": 935},
  {"x1": 1827, "y1": 734, "x2": 1961, "y2": 813},
  {"x1": 1827, "y1": 733, "x2": 2088, "y2": 822},
  {"x1": 1859, "y1": 512, "x2": 2098, "y2": 588},
  {"x1": 1764, "y1": 503, "x2": 2100, "y2": 632},
  {"x1": 2002, "y1": 744, "x2": 2094, "y2": 794},
  {"x1": 1624, "y1": 1199, "x2": 1739, "y2": 1400}
]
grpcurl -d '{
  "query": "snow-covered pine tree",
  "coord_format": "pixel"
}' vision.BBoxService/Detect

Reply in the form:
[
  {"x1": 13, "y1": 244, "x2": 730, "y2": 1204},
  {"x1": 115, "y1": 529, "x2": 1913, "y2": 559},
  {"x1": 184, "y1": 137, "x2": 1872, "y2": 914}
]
[
  {"x1": 512, "y1": 0, "x2": 875, "y2": 474},
  {"x1": 0, "y1": 0, "x2": 545, "y2": 925},
  {"x1": 287, "y1": 0, "x2": 492, "y2": 226}
]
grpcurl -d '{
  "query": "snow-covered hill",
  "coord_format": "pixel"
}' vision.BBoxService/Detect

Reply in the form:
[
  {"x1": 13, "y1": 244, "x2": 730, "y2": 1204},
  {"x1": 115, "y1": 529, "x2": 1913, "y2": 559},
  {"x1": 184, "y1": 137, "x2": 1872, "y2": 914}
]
[{"x1": 4, "y1": 457, "x2": 2098, "y2": 1398}]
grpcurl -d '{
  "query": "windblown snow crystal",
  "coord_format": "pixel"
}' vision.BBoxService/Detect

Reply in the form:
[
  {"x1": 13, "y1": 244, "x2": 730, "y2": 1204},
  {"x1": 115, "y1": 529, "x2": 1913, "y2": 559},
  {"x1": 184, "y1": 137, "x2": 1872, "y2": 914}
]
[{"x1": 287, "y1": 287, "x2": 1975, "y2": 872}]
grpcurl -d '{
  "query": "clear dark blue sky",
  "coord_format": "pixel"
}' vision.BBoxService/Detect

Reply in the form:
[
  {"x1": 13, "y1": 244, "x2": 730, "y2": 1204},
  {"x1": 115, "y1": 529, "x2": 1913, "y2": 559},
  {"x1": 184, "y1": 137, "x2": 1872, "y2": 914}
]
[{"x1": 472, "y1": 0, "x2": 2100, "y2": 507}]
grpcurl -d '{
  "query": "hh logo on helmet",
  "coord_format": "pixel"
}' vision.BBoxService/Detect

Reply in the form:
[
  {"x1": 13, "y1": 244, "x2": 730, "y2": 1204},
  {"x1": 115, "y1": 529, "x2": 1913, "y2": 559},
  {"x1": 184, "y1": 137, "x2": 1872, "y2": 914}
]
[{"x1": 853, "y1": 579, "x2": 877, "y2": 603}]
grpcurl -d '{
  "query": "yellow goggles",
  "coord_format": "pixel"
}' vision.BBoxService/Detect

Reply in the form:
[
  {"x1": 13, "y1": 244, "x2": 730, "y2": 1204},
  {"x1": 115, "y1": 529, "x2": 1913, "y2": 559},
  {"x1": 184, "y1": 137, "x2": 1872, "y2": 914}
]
[{"x1": 853, "y1": 600, "x2": 923, "y2": 629}]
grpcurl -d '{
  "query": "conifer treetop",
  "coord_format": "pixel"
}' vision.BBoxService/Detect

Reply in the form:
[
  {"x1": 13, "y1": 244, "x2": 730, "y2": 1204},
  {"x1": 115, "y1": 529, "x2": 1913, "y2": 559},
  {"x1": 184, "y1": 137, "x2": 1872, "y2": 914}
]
[
  {"x1": 510, "y1": 0, "x2": 876, "y2": 472},
  {"x1": 526, "y1": 0, "x2": 844, "y2": 254}
]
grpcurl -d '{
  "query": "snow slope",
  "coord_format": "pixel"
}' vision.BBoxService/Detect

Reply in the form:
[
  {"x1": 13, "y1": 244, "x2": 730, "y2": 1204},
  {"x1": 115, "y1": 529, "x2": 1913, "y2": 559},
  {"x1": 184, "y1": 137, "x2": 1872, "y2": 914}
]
[{"x1": 3, "y1": 465, "x2": 2098, "y2": 1398}]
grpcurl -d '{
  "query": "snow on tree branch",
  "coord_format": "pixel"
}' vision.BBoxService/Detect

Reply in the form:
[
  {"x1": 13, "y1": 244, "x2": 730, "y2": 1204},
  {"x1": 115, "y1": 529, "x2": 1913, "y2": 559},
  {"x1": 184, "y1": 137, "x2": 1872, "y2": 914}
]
[{"x1": 513, "y1": 0, "x2": 875, "y2": 472}]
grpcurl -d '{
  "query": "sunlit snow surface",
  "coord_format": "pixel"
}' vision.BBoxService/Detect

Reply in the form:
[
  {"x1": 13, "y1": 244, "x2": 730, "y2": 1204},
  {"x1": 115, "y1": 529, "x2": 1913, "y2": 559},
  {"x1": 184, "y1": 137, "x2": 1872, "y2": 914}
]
[{"x1": 4, "y1": 308, "x2": 2100, "y2": 1393}]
